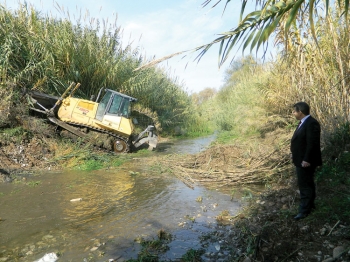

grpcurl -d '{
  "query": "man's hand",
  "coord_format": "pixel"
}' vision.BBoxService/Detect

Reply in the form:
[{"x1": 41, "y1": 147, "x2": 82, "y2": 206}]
[{"x1": 301, "y1": 161, "x2": 310, "y2": 168}]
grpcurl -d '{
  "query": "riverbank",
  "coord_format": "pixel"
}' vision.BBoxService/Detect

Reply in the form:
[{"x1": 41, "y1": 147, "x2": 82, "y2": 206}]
[
  {"x1": 1, "y1": 123, "x2": 350, "y2": 261},
  {"x1": 151, "y1": 130, "x2": 350, "y2": 261}
]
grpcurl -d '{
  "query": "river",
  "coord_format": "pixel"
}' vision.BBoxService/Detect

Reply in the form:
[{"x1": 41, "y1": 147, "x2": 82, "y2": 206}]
[{"x1": 0, "y1": 134, "x2": 252, "y2": 261}]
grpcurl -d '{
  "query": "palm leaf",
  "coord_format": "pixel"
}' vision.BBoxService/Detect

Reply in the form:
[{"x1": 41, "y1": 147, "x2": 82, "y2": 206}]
[
  {"x1": 240, "y1": 0, "x2": 248, "y2": 21},
  {"x1": 285, "y1": 0, "x2": 305, "y2": 35},
  {"x1": 249, "y1": 25, "x2": 264, "y2": 52},
  {"x1": 309, "y1": 0, "x2": 318, "y2": 47},
  {"x1": 345, "y1": 0, "x2": 349, "y2": 19},
  {"x1": 243, "y1": 28, "x2": 257, "y2": 52},
  {"x1": 195, "y1": 0, "x2": 301, "y2": 66},
  {"x1": 257, "y1": 15, "x2": 282, "y2": 50},
  {"x1": 220, "y1": 32, "x2": 242, "y2": 65},
  {"x1": 218, "y1": 37, "x2": 227, "y2": 65}
]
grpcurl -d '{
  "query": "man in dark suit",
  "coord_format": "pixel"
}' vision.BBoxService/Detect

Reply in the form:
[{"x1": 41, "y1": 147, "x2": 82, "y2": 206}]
[{"x1": 291, "y1": 102, "x2": 322, "y2": 220}]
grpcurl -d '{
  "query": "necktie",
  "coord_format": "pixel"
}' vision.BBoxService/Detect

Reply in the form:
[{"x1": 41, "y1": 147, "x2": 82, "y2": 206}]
[{"x1": 297, "y1": 121, "x2": 302, "y2": 129}]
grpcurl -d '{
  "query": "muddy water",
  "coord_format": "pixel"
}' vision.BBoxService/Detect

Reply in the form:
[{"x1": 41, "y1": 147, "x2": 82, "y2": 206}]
[{"x1": 0, "y1": 134, "x2": 249, "y2": 261}]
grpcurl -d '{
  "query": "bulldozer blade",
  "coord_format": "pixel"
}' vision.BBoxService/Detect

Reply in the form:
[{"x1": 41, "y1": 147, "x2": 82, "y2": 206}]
[
  {"x1": 133, "y1": 134, "x2": 158, "y2": 149},
  {"x1": 148, "y1": 136, "x2": 158, "y2": 148},
  {"x1": 132, "y1": 125, "x2": 158, "y2": 149}
]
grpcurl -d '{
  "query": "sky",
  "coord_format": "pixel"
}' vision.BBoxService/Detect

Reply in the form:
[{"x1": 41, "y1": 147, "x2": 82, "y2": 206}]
[{"x1": 2, "y1": 0, "x2": 275, "y2": 94}]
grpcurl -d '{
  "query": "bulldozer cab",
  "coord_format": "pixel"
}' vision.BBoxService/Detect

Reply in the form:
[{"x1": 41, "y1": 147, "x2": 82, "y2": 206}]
[{"x1": 95, "y1": 89, "x2": 137, "y2": 121}]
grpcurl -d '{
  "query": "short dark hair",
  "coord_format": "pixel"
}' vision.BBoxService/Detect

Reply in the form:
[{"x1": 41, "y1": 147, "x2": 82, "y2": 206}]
[{"x1": 293, "y1": 102, "x2": 310, "y2": 115}]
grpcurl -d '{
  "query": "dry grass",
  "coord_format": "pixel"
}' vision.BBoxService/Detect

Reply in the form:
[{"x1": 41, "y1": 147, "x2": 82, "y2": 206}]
[{"x1": 159, "y1": 128, "x2": 293, "y2": 187}]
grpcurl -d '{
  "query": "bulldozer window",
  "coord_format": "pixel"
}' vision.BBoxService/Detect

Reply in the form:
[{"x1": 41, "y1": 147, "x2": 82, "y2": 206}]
[
  {"x1": 95, "y1": 90, "x2": 112, "y2": 121},
  {"x1": 108, "y1": 95, "x2": 123, "y2": 115},
  {"x1": 108, "y1": 95, "x2": 131, "y2": 118},
  {"x1": 120, "y1": 99, "x2": 131, "y2": 118}
]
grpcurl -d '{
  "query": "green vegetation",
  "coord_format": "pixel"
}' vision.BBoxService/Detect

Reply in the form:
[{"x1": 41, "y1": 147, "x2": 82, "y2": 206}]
[
  {"x1": 187, "y1": 88, "x2": 218, "y2": 137},
  {"x1": 50, "y1": 141, "x2": 137, "y2": 170},
  {"x1": 75, "y1": 159, "x2": 104, "y2": 171},
  {"x1": 193, "y1": 56, "x2": 274, "y2": 145},
  {"x1": 26, "y1": 180, "x2": 41, "y2": 187},
  {"x1": 315, "y1": 150, "x2": 350, "y2": 222},
  {"x1": 0, "y1": 126, "x2": 32, "y2": 143},
  {"x1": 180, "y1": 248, "x2": 205, "y2": 261},
  {"x1": 0, "y1": 3, "x2": 210, "y2": 136},
  {"x1": 127, "y1": 230, "x2": 172, "y2": 262},
  {"x1": 127, "y1": 231, "x2": 205, "y2": 262}
]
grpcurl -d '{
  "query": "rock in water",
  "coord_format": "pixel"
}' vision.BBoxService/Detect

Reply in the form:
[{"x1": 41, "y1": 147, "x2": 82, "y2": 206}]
[{"x1": 34, "y1": 252, "x2": 58, "y2": 262}]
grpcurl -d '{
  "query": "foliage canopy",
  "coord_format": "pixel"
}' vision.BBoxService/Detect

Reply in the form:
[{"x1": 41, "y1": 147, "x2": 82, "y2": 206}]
[{"x1": 197, "y1": 0, "x2": 350, "y2": 66}]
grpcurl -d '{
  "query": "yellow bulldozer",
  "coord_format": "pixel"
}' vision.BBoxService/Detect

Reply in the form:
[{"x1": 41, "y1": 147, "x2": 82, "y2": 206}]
[{"x1": 29, "y1": 83, "x2": 158, "y2": 153}]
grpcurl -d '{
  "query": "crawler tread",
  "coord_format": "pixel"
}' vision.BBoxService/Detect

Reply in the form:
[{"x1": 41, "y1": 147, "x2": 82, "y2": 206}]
[{"x1": 55, "y1": 118, "x2": 130, "y2": 153}]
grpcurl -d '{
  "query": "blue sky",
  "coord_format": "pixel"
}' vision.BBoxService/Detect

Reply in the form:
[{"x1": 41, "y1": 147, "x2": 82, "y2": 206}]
[{"x1": 2, "y1": 0, "x2": 274, "y2": 93}]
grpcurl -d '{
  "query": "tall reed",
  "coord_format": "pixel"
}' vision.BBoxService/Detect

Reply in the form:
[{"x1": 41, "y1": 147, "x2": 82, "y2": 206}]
[
  {"x1": 260, "y1": 11, "x2": 350, "y2": 149},
  {"x1": 0, "y1": 3, "x2": 197, "y2": 134}
]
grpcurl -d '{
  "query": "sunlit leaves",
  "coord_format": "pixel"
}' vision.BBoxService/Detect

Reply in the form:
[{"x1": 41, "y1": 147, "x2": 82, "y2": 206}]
[{"x1": 198, "y1": 0, "x2": 350, "y2": 67}]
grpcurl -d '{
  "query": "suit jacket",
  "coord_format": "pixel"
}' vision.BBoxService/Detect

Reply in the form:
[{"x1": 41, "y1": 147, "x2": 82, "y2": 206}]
[{"x1": 291, "y1": 116, "x2": 322, "y2": 167}]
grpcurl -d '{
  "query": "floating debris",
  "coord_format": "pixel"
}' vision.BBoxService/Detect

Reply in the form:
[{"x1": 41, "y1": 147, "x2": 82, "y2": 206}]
[{"x1": 70, "y1": 198, "x2": 82, "y2": 202}]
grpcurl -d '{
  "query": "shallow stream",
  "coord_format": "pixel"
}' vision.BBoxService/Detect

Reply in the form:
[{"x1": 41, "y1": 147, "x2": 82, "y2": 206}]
[{"x1": 0, "y1": 134, "x2": 254, "y2": 261}]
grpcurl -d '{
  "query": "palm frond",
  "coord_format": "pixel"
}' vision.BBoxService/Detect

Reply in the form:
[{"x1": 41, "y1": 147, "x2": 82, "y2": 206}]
[
  {"x1": 195, "y1": 1, "x2": 298, "y2": 66},
  {"x1": 198, "y1": 0, "x2": 345, "y2": 66}
]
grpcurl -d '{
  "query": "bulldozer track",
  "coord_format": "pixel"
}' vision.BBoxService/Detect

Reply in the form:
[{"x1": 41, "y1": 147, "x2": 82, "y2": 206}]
[
  {"x1": 67, "y1": 121, "x2": 130, "y2": 153},
  {"x1": 49, "y1": 117, "x2": 130, "y2": 153}
]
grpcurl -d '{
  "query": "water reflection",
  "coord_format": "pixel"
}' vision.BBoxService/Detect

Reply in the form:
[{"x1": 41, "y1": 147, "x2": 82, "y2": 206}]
[
  {"x1": 0, "y1": 169, "x2": 241, "y2": 261},
  {"x1": 156, "y1": 133, "x2": 217, "y2": 154},
  {"x1": 60, "y1": 171, "x2": 135, "y2": 226}
]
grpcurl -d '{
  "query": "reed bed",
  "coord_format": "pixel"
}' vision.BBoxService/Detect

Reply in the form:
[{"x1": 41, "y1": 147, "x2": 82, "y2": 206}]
[
  {"x1": 0, "y1": 3, "x2": 205, "y2": 135},
  {"x1": 260, "y1": 10, "x2": 350, "y2": 157}
]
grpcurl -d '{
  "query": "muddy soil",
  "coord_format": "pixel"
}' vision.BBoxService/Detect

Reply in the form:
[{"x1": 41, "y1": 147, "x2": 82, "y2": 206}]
[
  {"x1": 0, "y1": 116, "x2": 58, "y2": 183},
  {"x1": 1, "y1": 125, "x2": 350, "y2": 261}
]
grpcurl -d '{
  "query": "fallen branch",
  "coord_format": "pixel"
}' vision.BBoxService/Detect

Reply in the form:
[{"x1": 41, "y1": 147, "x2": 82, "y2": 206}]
[{"x1": 327, "y1": 220, "x2": 340, "y2": 236}]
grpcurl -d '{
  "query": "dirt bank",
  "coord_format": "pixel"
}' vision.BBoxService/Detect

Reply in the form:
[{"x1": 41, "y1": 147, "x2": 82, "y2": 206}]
[
  {"x1": 0, "y1": 86, "x2": 58, "y2": 180},
  {"x1": 0, "y1": 116, "x2": 59, "y2": 183}
]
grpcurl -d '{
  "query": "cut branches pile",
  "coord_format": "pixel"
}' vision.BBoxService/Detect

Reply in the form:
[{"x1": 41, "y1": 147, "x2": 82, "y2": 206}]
[{"x1": 160, "y1": 130, "x2": 293, "y2": 187}]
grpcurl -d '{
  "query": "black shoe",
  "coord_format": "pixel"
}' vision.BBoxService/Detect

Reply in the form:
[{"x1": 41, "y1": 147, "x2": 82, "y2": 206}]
[{"x1": 294, "y1": 213, "x2": 308, "y2": 221}]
